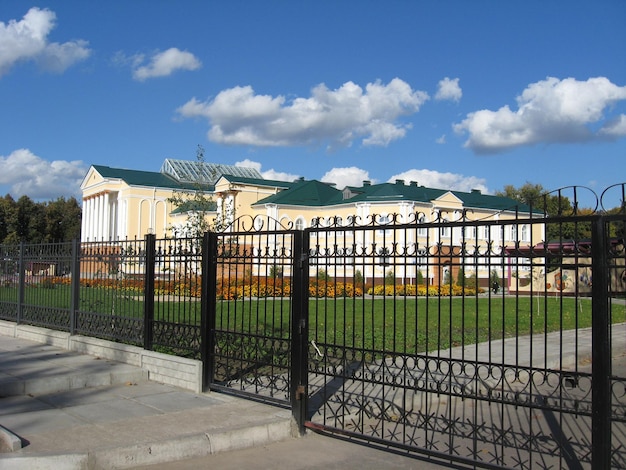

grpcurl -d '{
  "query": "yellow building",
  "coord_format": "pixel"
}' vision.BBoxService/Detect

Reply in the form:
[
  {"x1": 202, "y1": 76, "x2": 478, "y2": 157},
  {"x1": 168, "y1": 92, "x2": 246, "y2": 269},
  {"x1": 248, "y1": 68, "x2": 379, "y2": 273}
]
[
  {"x1": 81, "y1": 159, "x2": 544, "y2": 286},
  {"x1": 79, "y1": 159, "x2": 281, "y2": 241}
]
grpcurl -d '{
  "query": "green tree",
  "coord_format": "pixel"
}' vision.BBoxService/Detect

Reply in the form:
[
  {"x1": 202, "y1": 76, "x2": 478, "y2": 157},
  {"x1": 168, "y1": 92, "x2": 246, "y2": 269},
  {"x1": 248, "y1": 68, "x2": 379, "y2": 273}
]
[
  {"x1": 354, "y1": 269, "x2": 364, "y2": 288},
  {"x1": 467, "y1": 271, "x2": 478, "y2": 290},
  {"x1": 11, "y1": 195, "x2": 45, "y2": 243},
  {"x1": 496, "y1": 182, "x2": 575, "y2": 216},
  {"x1": 269, "y1": 265, "x2": 283, "y2": 279},
  {"x1": 317, "y1": 269, "x2": 330, "y2": 281},
  {"x1": 495, "y1": 182, "x2": 587, "y2": 241},
  {"x1": 44, "y1": 197, "x2": 82, "y2": 242},
  {"x1": 0, "y1": 194, "x2": 82, "y2": 244},
  {"x1": 0, "y1": 195, "x2": 15, "y2": 243},
  {"x1": 167, "y1": 145, "x2": 217, "y2": 238},
  {"x1": 456, "y1": 267, "x2": 466, "y2": 287},
  {"x1": 384, "y1": 269, "x2": 395, "y2": 286}
]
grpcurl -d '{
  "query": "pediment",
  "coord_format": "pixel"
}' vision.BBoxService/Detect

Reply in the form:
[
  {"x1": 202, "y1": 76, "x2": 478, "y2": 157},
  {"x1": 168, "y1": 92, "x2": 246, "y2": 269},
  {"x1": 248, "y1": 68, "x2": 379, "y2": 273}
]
[{"x1": 433, "y1": 191, "x2": 463, "y2": 208}]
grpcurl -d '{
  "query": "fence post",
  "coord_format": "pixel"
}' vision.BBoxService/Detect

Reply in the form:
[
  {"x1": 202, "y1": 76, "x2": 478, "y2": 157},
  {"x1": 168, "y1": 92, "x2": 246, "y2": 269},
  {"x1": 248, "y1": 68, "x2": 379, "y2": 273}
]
[
  {"x1": 201, "y1": 231, "x2": 218, "y2": 391},
  {"x1": 69, "y1": 239, "x2": 81, "y2": 334},
  {"x1": 17, "y1": 242, "x2": 25, "y2": 324},
  {"x1": 591, "y1": 215, "x2": 611, "y2": 470},
  {"x1": 143, "y1": 234, "x2": 156, "y2": 351},
  {"x1": 290, "y1": 229, "x2": 310, "y2": 434}
]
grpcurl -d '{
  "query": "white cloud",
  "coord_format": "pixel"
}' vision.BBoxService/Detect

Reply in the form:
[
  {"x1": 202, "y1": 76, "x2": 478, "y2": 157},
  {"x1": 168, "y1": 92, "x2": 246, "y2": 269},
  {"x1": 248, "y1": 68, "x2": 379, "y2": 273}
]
[
  {"x1": 0, "y1": 7, "x2": 91, "y2": 77},
  {"x1": 436, "y1": 134, "x2": 446, "y2": 144},
  {"x1": 177, "y1": 78, "x2": 429, "y2": 149},
  {"x1": 435, "y1": 77, "x2": 462, "y2": 102},
  {"x1": 0, "y1": 149, "x2": 86, "y2": 199},
  {"x1": 132, "y1": 47, "x2": 201, "y2": 81},
  {"x1": 321, "y1": 167, "x2": 373, "y2": 189},
  {"x1": 388, "y1": 169, "x2": 488, "y2": 193},
  {"x1": 235, "y1": 159, "x2": 299, "y2": 182},
  {"x1": 599, "y1": 114, "x2": 626, "y2": 138},
  {"x1": 454, "y1": 76, "x2": 626, "y2": 154}
]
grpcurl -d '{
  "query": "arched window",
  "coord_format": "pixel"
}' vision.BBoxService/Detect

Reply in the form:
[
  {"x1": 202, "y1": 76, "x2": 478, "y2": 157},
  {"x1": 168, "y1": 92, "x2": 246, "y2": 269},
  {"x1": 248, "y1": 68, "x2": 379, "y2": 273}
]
[{"x1": 521, "y1": 224, "x2": 529, "y2": 242}]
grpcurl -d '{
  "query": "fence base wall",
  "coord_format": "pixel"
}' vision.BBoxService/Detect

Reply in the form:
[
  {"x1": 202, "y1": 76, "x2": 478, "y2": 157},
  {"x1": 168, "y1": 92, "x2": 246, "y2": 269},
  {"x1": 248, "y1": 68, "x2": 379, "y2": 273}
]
[{"x1": 0, "y1": 320, "x2": 203, "y2": 394}]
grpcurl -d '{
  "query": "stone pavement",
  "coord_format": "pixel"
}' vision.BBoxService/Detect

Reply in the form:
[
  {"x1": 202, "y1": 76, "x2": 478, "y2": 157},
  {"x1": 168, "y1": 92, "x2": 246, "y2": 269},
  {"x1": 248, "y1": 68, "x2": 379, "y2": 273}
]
[
  {"x1": 0, "y1": 334, "x2": 294, "y2": 469},
  {"x1": 0, "y1": 333, "x2": 458, "y2": 470},
  {"x1": 2, "y1": 321, "x2": 625, "y2": 469}
]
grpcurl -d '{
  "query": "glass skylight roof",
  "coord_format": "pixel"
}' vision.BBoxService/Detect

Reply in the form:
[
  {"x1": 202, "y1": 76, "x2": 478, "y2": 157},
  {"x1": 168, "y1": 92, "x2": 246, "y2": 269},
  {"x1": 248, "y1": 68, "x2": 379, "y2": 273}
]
[{"x1": 160, "y1": 159, "x2": 263, "y2": 184}]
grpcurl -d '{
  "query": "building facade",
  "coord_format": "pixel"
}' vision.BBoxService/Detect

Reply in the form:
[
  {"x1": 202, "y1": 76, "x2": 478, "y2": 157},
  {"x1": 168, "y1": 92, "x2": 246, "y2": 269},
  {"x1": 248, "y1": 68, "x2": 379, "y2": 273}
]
[{"x1": 80, "y1": 159, "x2": 544, "y2": 286}]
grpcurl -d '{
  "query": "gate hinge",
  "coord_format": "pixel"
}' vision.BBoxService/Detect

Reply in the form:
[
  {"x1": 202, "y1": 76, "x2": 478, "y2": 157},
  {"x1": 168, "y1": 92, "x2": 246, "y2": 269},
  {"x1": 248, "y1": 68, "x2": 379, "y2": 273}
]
[{"x1": 296, "y1": 385, "x2": 306, "y2": 400}]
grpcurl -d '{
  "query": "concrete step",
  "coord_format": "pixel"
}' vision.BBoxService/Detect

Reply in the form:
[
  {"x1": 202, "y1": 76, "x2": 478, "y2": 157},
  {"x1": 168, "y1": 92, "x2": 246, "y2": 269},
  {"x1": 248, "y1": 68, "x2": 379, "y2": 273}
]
[{"x1": 0, "y1": 345, "x2": 148, "y2": 398}]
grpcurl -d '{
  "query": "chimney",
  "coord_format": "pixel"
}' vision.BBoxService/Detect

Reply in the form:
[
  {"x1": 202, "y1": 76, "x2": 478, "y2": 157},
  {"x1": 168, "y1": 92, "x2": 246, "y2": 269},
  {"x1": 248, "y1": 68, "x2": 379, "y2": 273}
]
[
  {"x1": 395, "y1": 179, "x2": 405, "y2": 185},
  {"x1": 410, "y1": 181, "x2": 418, "y2": 186},
  {"x1": 363, "y1": 180, "x2": 371, "y2": 186}
]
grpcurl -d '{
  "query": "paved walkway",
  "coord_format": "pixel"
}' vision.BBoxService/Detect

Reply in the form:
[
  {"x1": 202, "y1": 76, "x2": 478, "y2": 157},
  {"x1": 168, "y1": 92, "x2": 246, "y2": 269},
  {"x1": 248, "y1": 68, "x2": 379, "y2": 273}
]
[
  {"x1": 0, "y1": 334, "x2": 456, "y2": 470},
  {"x1": 0, "y1": 334, "x2": 295, "y2": 469},
  {"x1": 2, "y1": 314, "x2": 625, "y2": 469}
]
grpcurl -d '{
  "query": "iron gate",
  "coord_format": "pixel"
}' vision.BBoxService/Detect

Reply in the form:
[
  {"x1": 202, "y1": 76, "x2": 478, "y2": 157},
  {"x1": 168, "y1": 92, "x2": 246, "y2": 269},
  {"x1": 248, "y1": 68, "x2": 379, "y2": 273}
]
[
  {"x1": 201, "y1": 195, "x2": 626, "y2": 469},
  {"x1": 204, "y1": 218, "x2": 306, "y2": 409},
  {"x1": 301, "y1": 211, "x2": 626, "y2": 469}
]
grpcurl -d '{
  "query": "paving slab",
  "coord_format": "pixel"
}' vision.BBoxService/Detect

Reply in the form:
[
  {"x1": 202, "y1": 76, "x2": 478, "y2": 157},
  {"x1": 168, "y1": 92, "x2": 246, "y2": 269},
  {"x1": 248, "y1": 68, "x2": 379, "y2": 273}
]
[{"x1": 0, "y1": 334, "x2": 294, "y2": 470}]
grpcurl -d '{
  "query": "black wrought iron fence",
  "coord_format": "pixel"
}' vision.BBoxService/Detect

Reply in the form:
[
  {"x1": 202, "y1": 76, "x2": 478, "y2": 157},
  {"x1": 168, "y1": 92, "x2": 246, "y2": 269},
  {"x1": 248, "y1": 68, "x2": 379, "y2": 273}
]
[
  {"x1": 0, "y1": 183, "x2": 625, "y2": 469},
  {"x1": 0, "y1": 237, "x2": 207, "y2": 355},
  {"x1": 77, "y1": 238, "x2": 145, "y2": 344}
]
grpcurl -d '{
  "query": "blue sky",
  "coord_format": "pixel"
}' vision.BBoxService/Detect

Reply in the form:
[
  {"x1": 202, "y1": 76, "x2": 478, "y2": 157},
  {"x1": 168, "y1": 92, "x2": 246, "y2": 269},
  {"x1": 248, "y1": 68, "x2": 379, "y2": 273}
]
[{"x1": 1, "y1": 1, "x2": 625, "y2": 209}]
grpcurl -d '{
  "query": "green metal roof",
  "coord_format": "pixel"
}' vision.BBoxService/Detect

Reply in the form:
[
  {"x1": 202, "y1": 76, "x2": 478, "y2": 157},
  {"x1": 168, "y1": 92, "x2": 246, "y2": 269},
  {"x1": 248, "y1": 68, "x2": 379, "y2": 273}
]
[
  {"x1": 255, "y1": 179, "x2": 341, "y2": 207},
  {"x1": 92, "y1": 163, "x2": 534, "y2": 214},
  {"x1": 255, "y1": 179, "x2": 534, "y2": 213},
  {"x1": 92, "y1": 165, "x2": 196, "y2": 190},
  {"x1": 453, "y1": 190, "x2": 533, "y2": 212}
]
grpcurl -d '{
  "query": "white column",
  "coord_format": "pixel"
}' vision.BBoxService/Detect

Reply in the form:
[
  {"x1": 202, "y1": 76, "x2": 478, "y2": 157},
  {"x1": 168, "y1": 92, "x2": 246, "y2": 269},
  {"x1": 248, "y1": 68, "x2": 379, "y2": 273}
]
[
  {"x1": 103, "y1": 192, "x2": 110, "y2": 241},
  {"x1": 90, "y1": 197, "x2": 97, "y2": 240},
  {"x1": 96, "y1": 194, "x2": 103, "y2": 241}
]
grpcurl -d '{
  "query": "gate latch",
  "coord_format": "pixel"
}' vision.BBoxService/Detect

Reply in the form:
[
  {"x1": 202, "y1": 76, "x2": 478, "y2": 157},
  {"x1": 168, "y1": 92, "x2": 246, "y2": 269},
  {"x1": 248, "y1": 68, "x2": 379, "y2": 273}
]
[{"x1": 296, "y1": 385, "x2": 306, "y2": 400}]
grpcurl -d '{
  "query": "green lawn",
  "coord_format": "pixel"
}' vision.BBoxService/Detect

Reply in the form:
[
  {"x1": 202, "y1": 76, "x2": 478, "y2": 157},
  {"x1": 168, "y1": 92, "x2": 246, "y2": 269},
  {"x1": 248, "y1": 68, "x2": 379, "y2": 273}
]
[{"x1": 2, "y1": 285, "x2": 623, "y2": 355}]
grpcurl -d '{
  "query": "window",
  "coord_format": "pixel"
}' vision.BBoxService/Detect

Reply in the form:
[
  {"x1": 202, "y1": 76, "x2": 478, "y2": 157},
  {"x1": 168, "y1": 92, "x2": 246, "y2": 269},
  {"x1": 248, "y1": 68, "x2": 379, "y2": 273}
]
[
  {"x1": 378, "y1": 214, "x2": 392, "y2": 236},
  {"x1": 463, "y1": 226, "x2": 477, "y2": 240},
  {"x1": 478, "y1": 225, "x2": 489, "y2": 240},
  {"x1": 440, "y1": 218, "x2": 450, "y2": 238},
  {"x1": 521, "y1": 224, "x2": 529, "y2": 242},
  {"x1": 295, "y1": 217, "x2": 305, "y2": 231},
  {"x1": 417, "y1": 215, "x2": 427, "y2": 237}
]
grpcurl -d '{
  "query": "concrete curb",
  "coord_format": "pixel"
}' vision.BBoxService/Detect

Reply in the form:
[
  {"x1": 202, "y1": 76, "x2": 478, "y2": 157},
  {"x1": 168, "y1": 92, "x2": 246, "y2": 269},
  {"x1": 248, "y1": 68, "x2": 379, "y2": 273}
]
[
  {"x1": 0, "y1": 419, "x2": 294, "y2": 470},
  {"x1": 0, "y1": 424, "x2": 22, "y2": 452}
]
